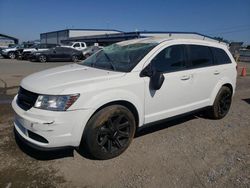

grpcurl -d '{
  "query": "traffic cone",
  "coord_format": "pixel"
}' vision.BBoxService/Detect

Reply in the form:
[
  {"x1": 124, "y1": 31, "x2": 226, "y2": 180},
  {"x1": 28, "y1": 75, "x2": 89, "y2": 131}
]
[{"x1": 241, "y1": 67, "x2": 247, "y2": 77}]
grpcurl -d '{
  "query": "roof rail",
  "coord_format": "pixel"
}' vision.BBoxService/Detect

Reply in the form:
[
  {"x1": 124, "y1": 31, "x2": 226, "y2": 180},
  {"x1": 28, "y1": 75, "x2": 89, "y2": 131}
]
[{"x1": 139, "y1": 31, "x2": 228, "y2": 45}]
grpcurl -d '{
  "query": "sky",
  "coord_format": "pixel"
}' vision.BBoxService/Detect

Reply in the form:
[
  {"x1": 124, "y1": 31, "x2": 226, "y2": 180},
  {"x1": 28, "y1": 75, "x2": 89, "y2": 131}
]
[{"x1": 0, "y1": 0, "x2": 250, "y2": 44}]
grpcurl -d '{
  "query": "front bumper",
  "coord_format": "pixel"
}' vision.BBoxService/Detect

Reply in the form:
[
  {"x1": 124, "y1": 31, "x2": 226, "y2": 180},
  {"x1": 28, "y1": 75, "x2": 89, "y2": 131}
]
[{"x1": 12, "y1": 95, "x2": 92, "y2": 149}]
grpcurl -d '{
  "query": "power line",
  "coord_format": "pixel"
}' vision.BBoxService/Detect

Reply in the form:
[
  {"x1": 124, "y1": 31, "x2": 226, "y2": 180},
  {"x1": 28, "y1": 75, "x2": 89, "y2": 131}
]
[
  {"x1": 209, "y1": 27, "x2": 250, "y2": 35},
  {"x1": 201, "y1": 24, "x2": 250, "y2": 33}
]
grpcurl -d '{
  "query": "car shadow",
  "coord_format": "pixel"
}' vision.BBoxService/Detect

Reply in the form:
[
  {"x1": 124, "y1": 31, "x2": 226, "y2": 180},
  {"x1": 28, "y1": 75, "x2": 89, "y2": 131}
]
[
  {"x1": 242, "y1": 98, "x2": 250, "y2": 105},
  {"x1": 135, "y1": 114, "x2": 197, "y2": 138}
]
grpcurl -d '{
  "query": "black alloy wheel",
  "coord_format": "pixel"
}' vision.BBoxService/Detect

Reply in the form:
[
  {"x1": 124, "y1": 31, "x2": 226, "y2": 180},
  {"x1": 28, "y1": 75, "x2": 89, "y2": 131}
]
[{"x1": 82, "y1": 105, "x2": 136, "y2": 160}]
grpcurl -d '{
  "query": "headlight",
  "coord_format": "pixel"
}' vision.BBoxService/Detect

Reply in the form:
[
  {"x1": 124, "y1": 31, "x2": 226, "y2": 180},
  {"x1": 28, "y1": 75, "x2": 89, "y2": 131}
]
[{"x1": 34, "y1": 94, "x2": 79, "y2": 111}]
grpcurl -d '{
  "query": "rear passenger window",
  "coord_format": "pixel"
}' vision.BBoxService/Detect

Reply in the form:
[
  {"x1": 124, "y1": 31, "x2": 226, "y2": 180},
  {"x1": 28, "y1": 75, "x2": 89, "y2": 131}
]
[
  {"x1": 211, "y1": 47, "x2": 232, "y2": 65},
  {"x1": 151, "y1": 45, "x2": 186, "y2": 73},
  {"x1": 188, "y1": 45, "x2": 213, "y2": 68}
]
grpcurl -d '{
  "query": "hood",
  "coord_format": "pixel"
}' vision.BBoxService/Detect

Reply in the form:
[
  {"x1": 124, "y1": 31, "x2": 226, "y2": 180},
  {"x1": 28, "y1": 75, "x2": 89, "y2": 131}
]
[
  {"x1": 20, "y1": 64, "x2": 125, "y2": 94},
  {"x1": 2, "y1": 47, "x2": 17, "y2": 52}
]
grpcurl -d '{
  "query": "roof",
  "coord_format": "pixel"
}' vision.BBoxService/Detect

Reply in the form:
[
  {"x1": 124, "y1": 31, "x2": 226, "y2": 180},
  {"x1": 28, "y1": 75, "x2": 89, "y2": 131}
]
[
  {"x1": 0, "y1": 33, "x2": 18, "y2": 41},
  {"x1": 40, "y1": 28, "x2": 123, "y2": 35},
  {"x1": 62, "y1": 31, "x2": 228, "y2": 45}
]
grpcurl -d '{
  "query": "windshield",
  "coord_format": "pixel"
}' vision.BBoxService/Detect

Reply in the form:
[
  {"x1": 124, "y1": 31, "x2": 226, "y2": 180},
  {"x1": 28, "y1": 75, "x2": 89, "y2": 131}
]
[{"x1": 78, "y1": 42, "x2": 157, "y2": 72}]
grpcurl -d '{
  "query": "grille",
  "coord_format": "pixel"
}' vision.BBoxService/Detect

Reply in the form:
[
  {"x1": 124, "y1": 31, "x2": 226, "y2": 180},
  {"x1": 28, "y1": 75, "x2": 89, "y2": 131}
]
[{"x1": 17, "y1": 87, "x2": 39, "y2": 111}]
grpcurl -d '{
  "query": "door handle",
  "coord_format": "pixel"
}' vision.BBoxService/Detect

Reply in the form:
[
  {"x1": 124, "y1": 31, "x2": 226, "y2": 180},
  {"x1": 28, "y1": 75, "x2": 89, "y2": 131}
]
[
  {"x1": 181, "y1": 75, "x2": 190, "y2": 80},
  {"x1": 214, "y1": 71, "x2": 220, "y2": 75}
]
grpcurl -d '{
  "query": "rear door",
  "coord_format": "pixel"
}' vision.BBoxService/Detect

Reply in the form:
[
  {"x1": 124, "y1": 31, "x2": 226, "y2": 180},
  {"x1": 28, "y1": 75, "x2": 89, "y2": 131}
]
[
  {"x1": 186, "y1": 45, "x2": 220, "y2": 106},
  {"x1": 50, "y1": 47, "x2": 67, "y2": 60}
]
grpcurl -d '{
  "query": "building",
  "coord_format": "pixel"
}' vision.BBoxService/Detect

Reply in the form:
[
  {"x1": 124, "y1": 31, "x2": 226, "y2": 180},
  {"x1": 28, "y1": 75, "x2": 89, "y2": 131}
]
[
  {"x1": 40, "y1": 29, "x2": 122, "y2": 44},
  {"x1": 229, "y1": 42, "x2": 244, "y2": 58},
  {"x1": 61, "y1": 31, "x2": 227, "y2": 46},
  {"x1": 0, "y1": 33, "x2": 19, "y2": 47}
]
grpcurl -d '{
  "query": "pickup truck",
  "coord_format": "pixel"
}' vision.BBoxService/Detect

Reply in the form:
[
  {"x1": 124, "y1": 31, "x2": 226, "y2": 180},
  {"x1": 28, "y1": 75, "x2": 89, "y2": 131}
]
[{"x1": 61, "y1": 42, "x2": 87, "y2": 51}]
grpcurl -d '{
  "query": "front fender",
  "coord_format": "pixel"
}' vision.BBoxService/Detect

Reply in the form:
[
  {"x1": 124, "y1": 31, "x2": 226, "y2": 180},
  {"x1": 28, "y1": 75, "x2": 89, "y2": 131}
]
[{"x1": 82, "y1": 89, "x2": 144, "y2": 126}]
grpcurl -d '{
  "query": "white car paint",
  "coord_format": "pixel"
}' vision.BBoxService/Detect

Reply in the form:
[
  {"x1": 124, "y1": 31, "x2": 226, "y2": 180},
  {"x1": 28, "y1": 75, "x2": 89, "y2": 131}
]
[
  {"x1": 12, "y1": 37, "x2": 237, "y2": 149},
  {"x1": 61, "y1": 42, "x2": 87, "y2": 51}
]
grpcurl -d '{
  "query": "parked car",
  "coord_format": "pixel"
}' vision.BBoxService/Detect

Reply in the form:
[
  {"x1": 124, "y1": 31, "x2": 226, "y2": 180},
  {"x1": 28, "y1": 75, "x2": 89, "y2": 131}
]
[
  {"x1": 29, "y1": 46, "x2": 83, "y2": 63},
  {"x1": 12, "y1": 37, "x2": 237, "y2": 159},
  {"x1": 1, "y1": 43, "x2": 34, "y2": 59},
  {"x1": 82, "y1": 46, "x2": 103, "y2": 58},
  {"x1": 61, "y1": 42, "x2": 87, "y2": 51},
  {"x1": 17, "y1": 43, "x2": 58, "y2": 60}
]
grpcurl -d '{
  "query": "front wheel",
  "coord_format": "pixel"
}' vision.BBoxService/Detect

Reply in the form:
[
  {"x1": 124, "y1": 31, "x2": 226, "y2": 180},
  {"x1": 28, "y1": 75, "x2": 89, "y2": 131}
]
[
  {"x1": 72, "y1": 55, "x2": 79, "y2": 62},
  {"x1": 8, "y1": 52, "x2": 16, "y2": 59},
  {"x1": 81, "y1": 105, "x2": 136, "y2": 160},
  {"x1": 206, "y1": 86, "x2": 232, "y2": 119}
]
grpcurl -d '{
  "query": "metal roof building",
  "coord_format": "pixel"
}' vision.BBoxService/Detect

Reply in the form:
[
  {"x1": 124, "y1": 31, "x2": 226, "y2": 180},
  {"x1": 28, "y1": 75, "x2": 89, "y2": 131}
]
[
  {"x1": 0, "y1": 33, "x2": 19, "y2": 47},
  {"x1": 40, "y1": 29, "x2": 122, "y2": 44},
  {"x1": 61, "y1": 31, "x2": 226, "y2": 46}
]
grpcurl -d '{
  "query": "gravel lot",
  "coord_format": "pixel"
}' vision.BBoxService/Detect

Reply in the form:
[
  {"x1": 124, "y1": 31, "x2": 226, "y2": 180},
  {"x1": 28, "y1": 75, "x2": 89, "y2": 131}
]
[{"x1": 0, "y1": 58, "x2": 249, "y2": 188}]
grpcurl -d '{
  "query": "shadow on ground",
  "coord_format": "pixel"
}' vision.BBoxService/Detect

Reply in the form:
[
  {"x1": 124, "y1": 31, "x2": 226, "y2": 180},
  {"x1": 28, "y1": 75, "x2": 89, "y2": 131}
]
[
  {"x1": 242, "y1": 98, "x2": 250, "y2": 104},
  {"x1": 15, "y1": 132, "x2": 74, "y2": 161}
]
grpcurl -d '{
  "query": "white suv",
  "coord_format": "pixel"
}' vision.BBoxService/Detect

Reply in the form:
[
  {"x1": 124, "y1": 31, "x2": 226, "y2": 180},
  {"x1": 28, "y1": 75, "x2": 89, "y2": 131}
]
[{"x1": 12, "y1": 37, "x2": 237, "y2": 159}]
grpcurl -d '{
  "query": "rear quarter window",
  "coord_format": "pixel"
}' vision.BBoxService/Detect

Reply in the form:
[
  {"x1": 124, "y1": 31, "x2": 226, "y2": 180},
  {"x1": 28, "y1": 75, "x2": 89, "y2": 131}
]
[{"x1": 211, "y1": 47, "x2": 232, "y2": 65}]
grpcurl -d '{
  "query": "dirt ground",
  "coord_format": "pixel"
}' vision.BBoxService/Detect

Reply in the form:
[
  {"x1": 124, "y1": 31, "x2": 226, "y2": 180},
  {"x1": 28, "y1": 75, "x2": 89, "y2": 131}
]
[{"x1": 0, "y1": 58, "x2": 249, "y2": 188}]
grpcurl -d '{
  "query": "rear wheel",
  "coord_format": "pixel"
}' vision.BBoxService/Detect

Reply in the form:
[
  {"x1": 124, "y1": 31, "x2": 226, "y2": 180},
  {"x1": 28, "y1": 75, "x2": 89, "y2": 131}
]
[
  {"x1": 206, "y1": 86, "x2": 232, "y2": 119},
  {"x1": 72, "y1": 55, "x2": 79, "y2": 62},
  {"x1": 8, "y1": 52, "x2": 16, "y2": 59},
  {"x1": 81, "y1": 105, "x2": 136, "y2": 160},
  {"x1": 39, "y1": 55, "x2": 47, "y2": 63}
]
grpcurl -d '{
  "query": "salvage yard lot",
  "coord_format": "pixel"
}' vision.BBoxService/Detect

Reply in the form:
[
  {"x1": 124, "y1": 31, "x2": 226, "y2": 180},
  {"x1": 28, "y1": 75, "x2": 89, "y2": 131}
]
[{"x1": 0, "y1": 58, "x2": 249, "y2": 187}]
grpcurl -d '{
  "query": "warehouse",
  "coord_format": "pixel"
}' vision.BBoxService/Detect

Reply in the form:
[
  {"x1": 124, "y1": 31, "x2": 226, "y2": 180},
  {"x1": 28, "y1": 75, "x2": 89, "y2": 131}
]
[
  {"x1": 0, "y1": 33, "x2": 19, "y2": 48},
  {"x1": 40, "y1": 29, "x2": 122, "y2": 44}
]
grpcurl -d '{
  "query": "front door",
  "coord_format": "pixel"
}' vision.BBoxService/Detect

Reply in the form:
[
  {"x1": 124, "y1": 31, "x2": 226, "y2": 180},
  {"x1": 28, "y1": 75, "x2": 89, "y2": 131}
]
[{"x1": 144, "y1": 45, "x2": 196, "y2": 124}]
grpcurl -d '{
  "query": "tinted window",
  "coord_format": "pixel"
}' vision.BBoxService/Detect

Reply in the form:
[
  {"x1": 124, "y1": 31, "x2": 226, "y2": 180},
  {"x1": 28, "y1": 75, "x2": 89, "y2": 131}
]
[
  {"x1": 211, "y1": 47, "x2": 231, "y2": 65},
  {"x1": 151, "y1": 45, "x2": 186, "y2": 73},
  {"x1": 189, "y1": 45, "x2": 213, "y2": 68},
  {"x1": 73, "y1": 43, "x2": 80, "y2": 48},
  {"x1": 81, "y1": 43, "x2": 86, "y2": 47}
]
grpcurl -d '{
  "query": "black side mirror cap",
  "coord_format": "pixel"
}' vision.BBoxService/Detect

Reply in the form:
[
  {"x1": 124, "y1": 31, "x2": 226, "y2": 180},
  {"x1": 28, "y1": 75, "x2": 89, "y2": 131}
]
[
  {"x1": 140, "y1": 65, "x2": 152, "y2": 77},
  {"x1": 150, "y1": 71, "x2": 165, "y2": 90}
]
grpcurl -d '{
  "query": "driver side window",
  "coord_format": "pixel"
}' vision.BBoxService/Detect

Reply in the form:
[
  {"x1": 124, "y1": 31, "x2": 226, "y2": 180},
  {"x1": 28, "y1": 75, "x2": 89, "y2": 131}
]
[
  {"x1": 151, "y1": 45, "x2": 187, "y2": 73},
  {"x1": 73, "y1": 43, "x2": 80, "y2": 48}
]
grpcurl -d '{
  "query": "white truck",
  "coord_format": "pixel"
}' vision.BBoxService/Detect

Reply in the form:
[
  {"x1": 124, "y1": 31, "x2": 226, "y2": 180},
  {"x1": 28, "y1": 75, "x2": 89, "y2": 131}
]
[{"x1": 61, "y1": 42, "x2": 87, "y2": 51}]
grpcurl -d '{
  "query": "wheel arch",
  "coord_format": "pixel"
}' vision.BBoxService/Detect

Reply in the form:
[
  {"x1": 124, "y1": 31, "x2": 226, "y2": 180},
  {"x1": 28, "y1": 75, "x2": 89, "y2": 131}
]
[
  {"x1": 209, "y1": 79, "x2": 234, "y2": 106},
  {"x1": 88, "y1": 100, "x2": 140, "y2": 129}
]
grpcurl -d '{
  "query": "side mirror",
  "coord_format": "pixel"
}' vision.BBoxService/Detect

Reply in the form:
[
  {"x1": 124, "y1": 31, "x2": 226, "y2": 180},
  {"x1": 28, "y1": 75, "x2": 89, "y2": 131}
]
[
  {"x1": 140, "y1": 65, "x2": 153, "y2": 77},
  {"x1": 150, "y1": 70, "x2": 165, "y2": 90}
]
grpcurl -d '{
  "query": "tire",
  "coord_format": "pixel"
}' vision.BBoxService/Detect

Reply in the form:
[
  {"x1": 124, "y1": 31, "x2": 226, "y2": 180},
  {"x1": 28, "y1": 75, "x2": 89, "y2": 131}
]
[
  {"x1": 8, "y1": 52, "x2": 16, "y2": 59},
  {"x1": 85, "y1": 54, "x2": 90, "y2": 58},
  {"x1": 72, "y1": 55, "x2": 79, "y2": 62},
  {"x1": 206, "y1": 86, "x2": 232, "y2": 119},
  {"x1": 81, "y1": 105, "x2": 136, "y2": 160},
  {"x1": 39, "y1": 55, "x2": 47, "y2": 63}
]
